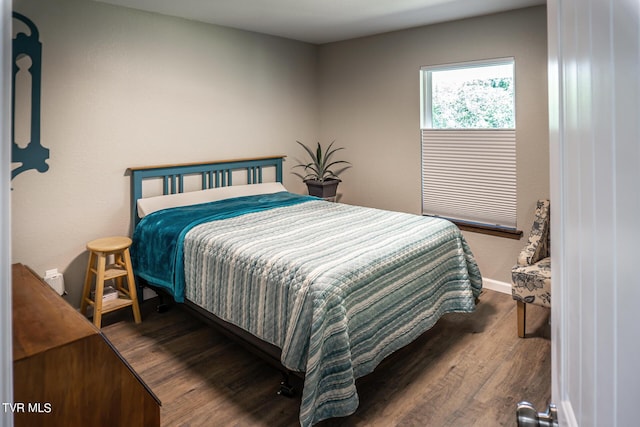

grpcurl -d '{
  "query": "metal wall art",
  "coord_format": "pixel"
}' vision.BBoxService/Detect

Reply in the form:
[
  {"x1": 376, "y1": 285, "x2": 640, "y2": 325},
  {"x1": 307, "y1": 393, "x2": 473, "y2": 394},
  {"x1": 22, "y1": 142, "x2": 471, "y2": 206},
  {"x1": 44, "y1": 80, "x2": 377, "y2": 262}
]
[{"x1": 12, "y1": 12, "x2": 49, "y2": 180}]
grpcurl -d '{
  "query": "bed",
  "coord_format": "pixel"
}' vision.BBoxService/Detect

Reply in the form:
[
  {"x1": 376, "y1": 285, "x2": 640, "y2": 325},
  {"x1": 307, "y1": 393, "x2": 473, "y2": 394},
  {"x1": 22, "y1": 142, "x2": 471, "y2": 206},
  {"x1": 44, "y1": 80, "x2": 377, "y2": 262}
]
[{"x1": 128, "y1": 156, "x2": 482, "y2": 427}]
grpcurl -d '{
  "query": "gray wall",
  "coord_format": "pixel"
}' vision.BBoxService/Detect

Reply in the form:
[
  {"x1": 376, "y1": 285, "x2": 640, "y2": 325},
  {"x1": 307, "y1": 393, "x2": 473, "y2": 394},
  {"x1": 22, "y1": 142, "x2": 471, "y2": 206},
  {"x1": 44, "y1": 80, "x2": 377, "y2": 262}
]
[
  {"x1": 11, "y1": 0, "x2": 318, "y2": 305},
  {"x1": 317, "y1": 6, "x2": 549, "y2": 284}
]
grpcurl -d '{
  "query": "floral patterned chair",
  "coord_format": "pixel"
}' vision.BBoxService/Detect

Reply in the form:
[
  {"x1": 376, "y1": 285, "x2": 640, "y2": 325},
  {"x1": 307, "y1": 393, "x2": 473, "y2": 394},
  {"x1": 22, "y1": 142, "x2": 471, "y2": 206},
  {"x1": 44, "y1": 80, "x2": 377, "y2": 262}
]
[{"x1": 511, "y1": 199, "x2": 550, "y2": 338}]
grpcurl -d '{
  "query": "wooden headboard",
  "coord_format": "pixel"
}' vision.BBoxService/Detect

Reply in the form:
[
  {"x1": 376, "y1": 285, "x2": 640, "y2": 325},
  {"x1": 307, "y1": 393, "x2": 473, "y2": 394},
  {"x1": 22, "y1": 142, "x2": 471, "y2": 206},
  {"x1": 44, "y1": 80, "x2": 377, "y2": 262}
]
[{"x1": 127, "y1": 156, "x2": 285, "y2": 228}]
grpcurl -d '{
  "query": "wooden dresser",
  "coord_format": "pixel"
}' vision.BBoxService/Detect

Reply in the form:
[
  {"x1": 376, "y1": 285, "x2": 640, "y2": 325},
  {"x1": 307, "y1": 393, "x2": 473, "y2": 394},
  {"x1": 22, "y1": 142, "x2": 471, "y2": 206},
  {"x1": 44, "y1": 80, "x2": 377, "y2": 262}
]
[{"x1": 12, "y1": 263, "x2": 160, "y2": 427}]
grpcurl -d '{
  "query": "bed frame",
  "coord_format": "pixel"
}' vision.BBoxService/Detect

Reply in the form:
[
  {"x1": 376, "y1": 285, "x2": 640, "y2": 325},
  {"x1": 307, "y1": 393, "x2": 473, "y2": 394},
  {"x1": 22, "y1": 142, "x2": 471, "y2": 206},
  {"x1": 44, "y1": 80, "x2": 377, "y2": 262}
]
[{"x1": 127, "y1": 155, "x2": 302, "y2": 395}]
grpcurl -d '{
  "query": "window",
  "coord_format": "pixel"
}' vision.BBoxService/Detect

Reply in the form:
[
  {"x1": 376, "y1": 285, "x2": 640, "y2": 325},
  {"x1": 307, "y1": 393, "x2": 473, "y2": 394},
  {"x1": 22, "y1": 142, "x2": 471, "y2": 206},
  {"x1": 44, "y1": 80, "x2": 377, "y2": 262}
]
[{"x1": 420, "y1": 58, "x2": 519, "y2": 235}]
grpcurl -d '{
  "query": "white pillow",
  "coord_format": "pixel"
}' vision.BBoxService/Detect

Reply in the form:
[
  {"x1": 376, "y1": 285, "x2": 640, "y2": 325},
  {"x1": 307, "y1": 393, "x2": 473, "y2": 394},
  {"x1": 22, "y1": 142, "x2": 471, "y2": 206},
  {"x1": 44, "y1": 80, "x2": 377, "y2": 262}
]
[{"x1": 137, "y1": 182, "x2": 288, "y2": 218}]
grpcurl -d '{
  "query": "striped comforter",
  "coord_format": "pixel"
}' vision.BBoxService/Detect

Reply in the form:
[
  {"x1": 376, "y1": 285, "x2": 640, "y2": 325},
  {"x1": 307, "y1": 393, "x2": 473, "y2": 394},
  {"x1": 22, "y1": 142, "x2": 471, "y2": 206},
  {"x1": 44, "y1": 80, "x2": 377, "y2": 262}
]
[{"x1": 180, "y1": 195, "x2": 482, "y2": 426}]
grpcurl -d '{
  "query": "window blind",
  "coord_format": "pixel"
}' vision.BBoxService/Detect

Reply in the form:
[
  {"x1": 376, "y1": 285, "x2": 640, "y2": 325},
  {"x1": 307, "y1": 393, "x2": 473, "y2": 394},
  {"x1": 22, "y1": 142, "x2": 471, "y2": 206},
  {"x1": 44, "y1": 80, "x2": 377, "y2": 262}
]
[{"x1": 421, "y1": 129, "x2": 516, "y2": 229}]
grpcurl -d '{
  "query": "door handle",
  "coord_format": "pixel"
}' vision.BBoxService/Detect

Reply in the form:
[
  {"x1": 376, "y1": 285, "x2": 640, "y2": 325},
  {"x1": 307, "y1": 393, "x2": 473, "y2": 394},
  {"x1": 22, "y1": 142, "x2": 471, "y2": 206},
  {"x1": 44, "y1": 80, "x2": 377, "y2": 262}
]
[{"x1": 517, "y1": 401, "x2": 558, "y2": 427}]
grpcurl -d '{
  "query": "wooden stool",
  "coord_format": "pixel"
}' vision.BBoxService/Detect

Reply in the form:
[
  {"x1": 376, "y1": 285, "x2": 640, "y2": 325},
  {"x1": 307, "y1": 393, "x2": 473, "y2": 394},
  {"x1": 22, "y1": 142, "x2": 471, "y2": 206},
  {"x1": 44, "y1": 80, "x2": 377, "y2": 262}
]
[{"x1": 80, "y1": 236, "x2": 141, "y2": 328}]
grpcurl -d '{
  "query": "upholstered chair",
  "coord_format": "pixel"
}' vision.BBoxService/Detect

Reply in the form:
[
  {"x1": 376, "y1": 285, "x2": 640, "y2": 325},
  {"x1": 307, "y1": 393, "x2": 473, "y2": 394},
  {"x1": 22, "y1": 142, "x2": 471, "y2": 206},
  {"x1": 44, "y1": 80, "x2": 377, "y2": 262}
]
[{"x1": 511, "y1": 199, "x2": 550, "y2": 338}]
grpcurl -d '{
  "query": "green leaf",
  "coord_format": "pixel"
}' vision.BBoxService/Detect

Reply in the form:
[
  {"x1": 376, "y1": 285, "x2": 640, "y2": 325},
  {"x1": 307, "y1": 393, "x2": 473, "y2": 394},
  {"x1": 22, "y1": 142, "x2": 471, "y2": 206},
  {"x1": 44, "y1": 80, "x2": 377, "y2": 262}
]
[{"x1": 292, "y1": 140, "x2": 351, "y2": 182}]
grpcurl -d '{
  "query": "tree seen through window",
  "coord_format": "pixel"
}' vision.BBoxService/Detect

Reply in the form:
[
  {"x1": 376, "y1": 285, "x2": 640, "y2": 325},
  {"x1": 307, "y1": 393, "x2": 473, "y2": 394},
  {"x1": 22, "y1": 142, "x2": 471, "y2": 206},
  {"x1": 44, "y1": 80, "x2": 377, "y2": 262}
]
[{"x1": 429, "y1": 63, "x2": 514, "y2": 129}]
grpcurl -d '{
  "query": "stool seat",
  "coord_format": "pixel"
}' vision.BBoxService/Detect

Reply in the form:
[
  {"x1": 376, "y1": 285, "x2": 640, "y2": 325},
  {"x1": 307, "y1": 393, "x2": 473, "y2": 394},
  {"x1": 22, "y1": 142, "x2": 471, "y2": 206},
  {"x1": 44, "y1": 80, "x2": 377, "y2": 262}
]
[
  {"x1": 87, "y1": 236, "x2": 132, "y2": 252},
  {"x1": 80, "y1": 236, "x2": 141, "y2": 328}
]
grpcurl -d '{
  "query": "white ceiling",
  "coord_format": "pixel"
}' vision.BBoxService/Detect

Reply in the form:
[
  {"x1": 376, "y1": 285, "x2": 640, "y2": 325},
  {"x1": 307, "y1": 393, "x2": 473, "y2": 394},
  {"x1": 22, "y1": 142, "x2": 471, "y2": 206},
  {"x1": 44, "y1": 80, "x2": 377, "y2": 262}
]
[{"x1": 96, "y1": 0, "x2": 546, "y2": 44}]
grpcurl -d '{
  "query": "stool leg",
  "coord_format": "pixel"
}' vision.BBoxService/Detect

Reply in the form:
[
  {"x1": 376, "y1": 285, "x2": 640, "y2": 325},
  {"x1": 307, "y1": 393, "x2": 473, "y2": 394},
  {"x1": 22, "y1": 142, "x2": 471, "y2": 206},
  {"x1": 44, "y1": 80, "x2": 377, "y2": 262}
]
[
  {"x1": 123, "y1": 248, "x2": 142, "y2": 324},
  {"x1": 80, "y1": 251, "x2": 96, "y2": 316},
  {"x1": 93, "y1": 253, "x2": 106, "y2": 328},
  {"x1": 114, "y1": 252, "x2": 124, "y2": 293}
]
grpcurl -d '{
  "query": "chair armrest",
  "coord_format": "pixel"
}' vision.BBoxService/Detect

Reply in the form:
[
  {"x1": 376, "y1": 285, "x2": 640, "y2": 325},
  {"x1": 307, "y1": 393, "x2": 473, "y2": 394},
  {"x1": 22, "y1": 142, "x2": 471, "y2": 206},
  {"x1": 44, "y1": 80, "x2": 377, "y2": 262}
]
[{"x1": 517, "y1": 200, "x2": 550, "y2": 266}]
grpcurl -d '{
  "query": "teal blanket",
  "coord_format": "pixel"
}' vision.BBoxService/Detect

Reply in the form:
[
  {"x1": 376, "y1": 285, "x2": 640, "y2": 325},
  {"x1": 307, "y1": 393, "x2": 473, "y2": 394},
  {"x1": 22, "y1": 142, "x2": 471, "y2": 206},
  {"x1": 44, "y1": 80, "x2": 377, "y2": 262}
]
[{"x1": 131, "y1": 191, "x2": 315, "y2": 302}]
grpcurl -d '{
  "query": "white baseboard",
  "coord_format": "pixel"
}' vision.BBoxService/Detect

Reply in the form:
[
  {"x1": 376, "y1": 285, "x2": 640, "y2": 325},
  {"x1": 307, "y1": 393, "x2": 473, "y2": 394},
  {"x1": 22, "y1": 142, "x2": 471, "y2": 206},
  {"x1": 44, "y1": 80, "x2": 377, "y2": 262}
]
[{"x1": 482, "y1": 278, "x2": 512, "y2": 295}]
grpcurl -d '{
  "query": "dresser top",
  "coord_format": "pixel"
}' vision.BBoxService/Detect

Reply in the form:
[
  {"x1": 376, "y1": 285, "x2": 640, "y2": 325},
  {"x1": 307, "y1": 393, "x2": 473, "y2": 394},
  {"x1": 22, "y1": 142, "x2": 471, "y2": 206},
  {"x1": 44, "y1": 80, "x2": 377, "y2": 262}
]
[{"x1": 12, "y1": 263, "x2": 97, "y2": 361}]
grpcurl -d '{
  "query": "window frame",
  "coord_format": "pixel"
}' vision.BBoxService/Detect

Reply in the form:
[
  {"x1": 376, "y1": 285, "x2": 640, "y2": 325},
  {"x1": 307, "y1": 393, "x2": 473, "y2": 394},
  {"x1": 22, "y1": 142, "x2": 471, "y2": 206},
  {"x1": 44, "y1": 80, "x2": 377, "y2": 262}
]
[{"x1": 419, "y1": 57, "x2": 522, "y2": 238}]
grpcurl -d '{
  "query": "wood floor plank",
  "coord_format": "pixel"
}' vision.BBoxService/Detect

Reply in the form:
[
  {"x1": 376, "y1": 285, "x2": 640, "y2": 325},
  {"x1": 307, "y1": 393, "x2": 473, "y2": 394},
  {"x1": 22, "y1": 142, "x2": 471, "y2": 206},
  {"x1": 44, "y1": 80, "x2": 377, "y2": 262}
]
[{"x1": 102, "y1": 289, "x2": 550, "y2": 426}]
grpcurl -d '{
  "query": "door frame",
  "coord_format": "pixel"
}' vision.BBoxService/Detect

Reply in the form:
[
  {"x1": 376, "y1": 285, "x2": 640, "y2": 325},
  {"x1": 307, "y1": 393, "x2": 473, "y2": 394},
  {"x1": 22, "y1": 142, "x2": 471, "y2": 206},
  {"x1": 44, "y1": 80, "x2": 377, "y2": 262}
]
[{"x1": 1, "y1": 0, "x2": 14, "y2": 426}]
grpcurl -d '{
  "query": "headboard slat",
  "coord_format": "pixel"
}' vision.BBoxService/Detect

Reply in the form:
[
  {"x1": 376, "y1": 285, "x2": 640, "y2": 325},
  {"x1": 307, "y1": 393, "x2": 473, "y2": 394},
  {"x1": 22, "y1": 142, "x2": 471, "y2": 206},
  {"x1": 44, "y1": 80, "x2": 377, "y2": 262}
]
[
  {"x1": 247, "y1": 166, "x2": 263, "y2": 184},
  {"x1": 162, "y1": 176, "x2": 169, "y2": 195}
]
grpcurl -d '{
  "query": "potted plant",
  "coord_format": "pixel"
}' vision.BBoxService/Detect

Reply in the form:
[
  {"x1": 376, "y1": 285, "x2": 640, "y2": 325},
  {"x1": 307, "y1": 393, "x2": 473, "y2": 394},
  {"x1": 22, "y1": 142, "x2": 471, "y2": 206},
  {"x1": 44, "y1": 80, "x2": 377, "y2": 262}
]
[{"x1": 292, "y1": 140, "x2": 351, "y2": 199}]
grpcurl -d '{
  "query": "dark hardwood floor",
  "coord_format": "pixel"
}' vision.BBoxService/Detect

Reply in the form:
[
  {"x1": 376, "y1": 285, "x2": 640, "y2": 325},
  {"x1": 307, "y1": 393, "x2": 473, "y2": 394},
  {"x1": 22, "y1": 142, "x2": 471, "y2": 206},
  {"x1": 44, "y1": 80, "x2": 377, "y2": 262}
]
[{"x1": 102, "y1": 289, "x2": 551, "y2": 426}]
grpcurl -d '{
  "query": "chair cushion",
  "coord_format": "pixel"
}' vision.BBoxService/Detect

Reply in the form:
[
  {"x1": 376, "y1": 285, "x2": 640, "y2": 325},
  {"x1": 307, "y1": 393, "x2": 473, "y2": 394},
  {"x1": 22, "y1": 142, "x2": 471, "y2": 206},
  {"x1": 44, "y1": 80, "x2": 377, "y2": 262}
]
[{"x1": 511, "y1": 257, "x2": 551, "y2": 308}]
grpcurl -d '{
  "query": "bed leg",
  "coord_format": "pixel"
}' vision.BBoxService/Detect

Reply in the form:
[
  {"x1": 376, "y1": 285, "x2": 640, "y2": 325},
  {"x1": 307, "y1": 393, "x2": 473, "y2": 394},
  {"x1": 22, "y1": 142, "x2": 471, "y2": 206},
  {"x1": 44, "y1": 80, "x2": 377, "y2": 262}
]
[
  {"x1": 135, "y1": 279, "x2": 172, "y2": 313},
  {"x1": 277, "y1": 371, "x2": 296, "y2": 397},
  {"x1": 156, "y1": 293, "x2": 171, "y2": 313}
]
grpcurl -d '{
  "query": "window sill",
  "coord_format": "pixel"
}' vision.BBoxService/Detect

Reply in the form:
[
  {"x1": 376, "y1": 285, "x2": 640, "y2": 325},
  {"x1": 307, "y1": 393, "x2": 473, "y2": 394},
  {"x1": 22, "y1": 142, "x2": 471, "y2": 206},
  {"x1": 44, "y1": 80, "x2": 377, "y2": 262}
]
[{"x1": 452, "y1": 221, "x2": 523, "y2": 240}]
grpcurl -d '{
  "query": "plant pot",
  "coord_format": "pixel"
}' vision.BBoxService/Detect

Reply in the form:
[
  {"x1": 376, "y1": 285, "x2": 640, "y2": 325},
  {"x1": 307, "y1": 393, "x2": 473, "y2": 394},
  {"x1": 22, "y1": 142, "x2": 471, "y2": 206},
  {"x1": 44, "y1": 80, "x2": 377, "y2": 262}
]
[{"x1": 305, "y1": 179, "x2": 340, "y2": 199}]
